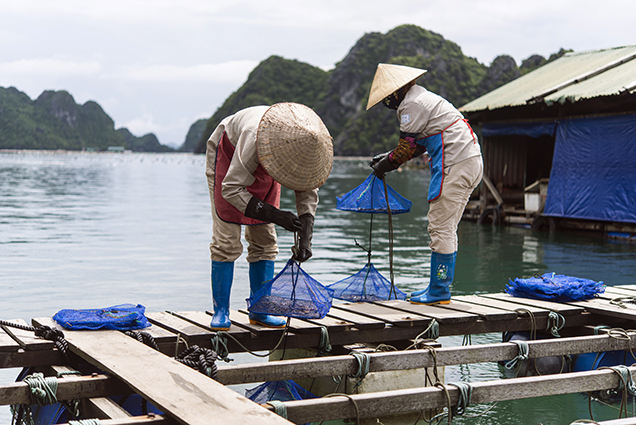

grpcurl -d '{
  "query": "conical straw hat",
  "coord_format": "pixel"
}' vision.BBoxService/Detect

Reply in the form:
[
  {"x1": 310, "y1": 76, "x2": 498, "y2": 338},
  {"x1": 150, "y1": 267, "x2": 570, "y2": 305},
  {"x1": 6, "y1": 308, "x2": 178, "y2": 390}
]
[
  {"x1": 257, "y1": 103, "x2": 334, "y2": 191},
  {"x1": 366, "y1": 63, "x2": 427, "y2": 110}
]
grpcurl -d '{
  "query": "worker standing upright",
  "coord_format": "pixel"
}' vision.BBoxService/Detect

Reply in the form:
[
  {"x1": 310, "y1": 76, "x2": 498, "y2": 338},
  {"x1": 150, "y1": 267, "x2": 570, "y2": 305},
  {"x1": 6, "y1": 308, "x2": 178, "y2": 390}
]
[{"x1": 366, "y1": 63, "x2": 483, "y2": 305}]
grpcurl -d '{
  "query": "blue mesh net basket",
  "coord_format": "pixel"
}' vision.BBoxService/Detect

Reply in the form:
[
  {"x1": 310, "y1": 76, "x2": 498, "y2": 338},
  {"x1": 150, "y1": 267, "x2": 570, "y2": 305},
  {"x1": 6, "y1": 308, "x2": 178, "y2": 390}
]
[
  {"x1": 53, "y1": 304, "x2": 150, "y2": 330},
  {"x1": 328, "y1": 262, "x2": 406, "y2": 302},
  {"x1": 247, "y1": 259, "x2": 334, "y2": 319},
  {"x1": 245, "y1": 380, "x2": 316, "y2": 404},
  {"x1": 336, "y1": 173, "x2": 412, "y2": 214},
  {"x1": 506, "y1": 272, "x2": 605, "y2": 302}
]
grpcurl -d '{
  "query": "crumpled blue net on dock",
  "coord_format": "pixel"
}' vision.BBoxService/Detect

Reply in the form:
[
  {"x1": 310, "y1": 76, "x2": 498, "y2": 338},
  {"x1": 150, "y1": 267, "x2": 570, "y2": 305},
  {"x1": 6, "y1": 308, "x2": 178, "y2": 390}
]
[
  {"x1": 328, "y1": 263, "x2": 406, "y2": 302},
  {"x1": 506, "y1": 272, "x2": 605, "y2": 302},
  {"x1": 53, "y1": 304, "x2": 150, "y2": 330},
  {"x1": 336, "y1": 173, "x2": 412, "y2": 214},
  {"x1": 246, "y1": 379, "x2": 316, "y2": 404},
  {"x1": 247, "y1": 259, "x2": 334, "y2": 319}
]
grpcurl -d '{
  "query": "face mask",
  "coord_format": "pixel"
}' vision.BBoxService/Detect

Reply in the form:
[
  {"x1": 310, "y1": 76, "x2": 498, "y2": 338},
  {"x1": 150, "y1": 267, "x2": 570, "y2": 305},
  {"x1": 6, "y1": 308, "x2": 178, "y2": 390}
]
[{"x1": 382, "y1": 92, "x2": 401, "y2": 110}]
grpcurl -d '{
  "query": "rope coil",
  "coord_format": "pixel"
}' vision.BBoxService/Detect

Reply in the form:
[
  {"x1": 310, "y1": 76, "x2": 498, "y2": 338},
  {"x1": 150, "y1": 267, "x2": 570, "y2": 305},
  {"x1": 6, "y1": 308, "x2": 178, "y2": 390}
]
[{"x1": 175, "y1": 345, "x2": 219, "y2": 380}]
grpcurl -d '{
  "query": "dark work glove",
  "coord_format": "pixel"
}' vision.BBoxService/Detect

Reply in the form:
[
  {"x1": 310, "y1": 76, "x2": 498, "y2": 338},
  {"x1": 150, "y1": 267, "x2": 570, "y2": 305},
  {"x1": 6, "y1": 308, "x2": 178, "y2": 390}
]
[
  {"x1": 369, "y1": 151, "x2": 390, "y2": 168},
  {"x1": 292, "y1": 214, "x2": 314, "y2": 262},
  {"x1": 244, "y1": 197, "x2": 302, "y2": 232},
  {"x1": 370, "y1": 153, "x2": 398, "y2": 179}
]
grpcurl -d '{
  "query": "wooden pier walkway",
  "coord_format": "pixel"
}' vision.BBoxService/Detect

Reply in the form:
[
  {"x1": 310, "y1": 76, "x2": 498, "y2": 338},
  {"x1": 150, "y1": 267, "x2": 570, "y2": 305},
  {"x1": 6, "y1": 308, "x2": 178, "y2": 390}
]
[{"x1": 3, "y1": 285, "x2": 636, "y2": 424}]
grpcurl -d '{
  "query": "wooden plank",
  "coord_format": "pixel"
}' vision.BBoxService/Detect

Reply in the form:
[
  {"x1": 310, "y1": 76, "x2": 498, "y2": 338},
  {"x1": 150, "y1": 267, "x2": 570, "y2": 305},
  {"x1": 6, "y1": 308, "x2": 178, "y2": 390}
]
[
  {"x1": 215, "y1": 333, "x2": 636, "y2": 385},
  {"x1": 0, "y1": 326, "x2": 20, "y2": 352},
  {"x1": 404, "y1": 299, "x2": 517, "y2": 321},
  {"x1": 2, "y1": 319, "x2": 54, "y2": 350},
  {"x1": 569, "y1": 297, "x2": 636, "y2": 321},
  {"x1": 277, "y1": 367, "x2": 636, "y2": 424},
  {"x1": 0, "y1": 349, "x2": 66, "y2": 369},
  {"x1": 33, "y1": 318, "x2": 292, "y2": 425},
  {"x1": 454, "y1": 295, "x2": 549, "y2": 317},
  {"x1": 371, "y1": 300, "x2": 478, "y2": 324},
  {"x1": 301, "y1": 315, "x2": 355, "y2": 333},
  {"x1": 480, "y1": 293, "x2": 584, "y2": 315},
  {"x1": 325, "y1": 308, "x2": 386, "y2": 331},
  {"x1": 331, "y1": 303, "x2": 432, "y2": 327},
  {"x1": 59, "y1": 416, "x2": 171, "y2": 425},
  {"x1": 177, "y1": 310, "x2": 285, "y2": 339},
  {"x1": 237, "y1": 309, "x2": 323, "y2": 334}
]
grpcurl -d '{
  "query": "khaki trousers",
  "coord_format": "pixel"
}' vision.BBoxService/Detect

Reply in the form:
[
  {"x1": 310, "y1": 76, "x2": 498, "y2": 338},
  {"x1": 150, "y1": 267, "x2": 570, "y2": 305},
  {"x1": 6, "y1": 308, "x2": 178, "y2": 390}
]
[{"x1": 427, "y1": 155, "x2": 483, "y2": 254}]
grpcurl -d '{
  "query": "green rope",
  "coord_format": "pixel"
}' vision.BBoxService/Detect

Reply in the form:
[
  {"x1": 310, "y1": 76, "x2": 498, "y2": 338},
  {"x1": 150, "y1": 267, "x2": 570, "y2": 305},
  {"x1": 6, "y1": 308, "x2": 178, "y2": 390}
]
[
  {"x1": 505, "y1": 340, "x2": 529, "y2": 370},
  {"x1": 24, "y1": 373, "x2": 58, "y2": 405},
  {"x1": 210, "y1": 333, "x2": 233, "y2": 363},
  {"x1": 449, "y1": 381, "x2": 473, "y2": 416},
  {"x1": 349, "y1": 352, "x2": 370, "y2": 388},
  {"x1": 594, "y1": 325, "x2": 610, "y2": 335},
  {"x1": 317, "y1": 326, "x2": 332, "y2": 356},
  {"x1": 546, "y1": 311, "x2": 565, "y2": 337},
  {"x1": 266, "y1": 400, "x2": 287, "y2": 419},
  {"x1": 69, "y1": 420, "x2": 102, "y2": 425}
]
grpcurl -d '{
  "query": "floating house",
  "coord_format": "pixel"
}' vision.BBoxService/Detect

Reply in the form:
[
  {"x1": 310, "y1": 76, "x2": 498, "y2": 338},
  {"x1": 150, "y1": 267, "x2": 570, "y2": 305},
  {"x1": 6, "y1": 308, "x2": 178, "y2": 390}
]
[{"x1": 460, "y1": 46, "x2": 636, "y2": 237}]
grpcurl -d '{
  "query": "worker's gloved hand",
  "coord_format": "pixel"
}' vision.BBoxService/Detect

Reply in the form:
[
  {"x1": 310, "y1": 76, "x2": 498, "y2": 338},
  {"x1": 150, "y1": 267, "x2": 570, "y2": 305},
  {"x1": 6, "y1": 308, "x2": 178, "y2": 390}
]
[
  {"x1": 369, "y1": 151, "x2": 390, "y2": 167},
  {"x1": 370, "y1": 152, "x2": 398, "y2": 179},
  {"x1": 245, "y1": 197, "x2": 302, "y2": 232},
  {"x1": 292, "y1": 214, "x2": 314, "y2": 262}
]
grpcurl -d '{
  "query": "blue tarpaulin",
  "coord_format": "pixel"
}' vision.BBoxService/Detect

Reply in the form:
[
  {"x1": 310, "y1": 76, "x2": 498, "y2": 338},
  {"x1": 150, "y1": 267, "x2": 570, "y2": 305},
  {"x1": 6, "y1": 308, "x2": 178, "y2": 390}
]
[
  {"x1": 482, "y1": 121, "x2": 557, "y2": 138},
  {"x1": 484, "y1": 114, "x2": 636, "y2": 224},
  {"x1": 543, "y1": 114, "x2": 636, "y2": 223}
]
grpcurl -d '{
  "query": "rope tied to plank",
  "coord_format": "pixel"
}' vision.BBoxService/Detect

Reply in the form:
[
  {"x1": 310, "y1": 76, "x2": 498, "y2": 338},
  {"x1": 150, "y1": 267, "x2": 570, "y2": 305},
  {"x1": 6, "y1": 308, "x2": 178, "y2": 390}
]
[
  {"x1": 349, "y1": 352, "x2": 370, "y2": 388},
  {"x1": 175, "y1": 345, "x2": 219, "y2": 380},
  {"x1": 0, "y1": 319, "x2": 70, "y2": 363},
  {"x1": 599, "y1": 365, "x2": 636, "y2": 419},
  {"x1": 123, "y1": 330, "x2": 159, "y2": 351},
  {"x1": 11, "y1": 373, "x2": 59, "y2": 425},
  {"x1": 449, "y1": 381, "x2": 473, "y2": 416},
  {"x1": 317, "y1": 326, "x2": 332, "y2": 356},
  {"x1": 609, "y1": 296, "x2": 636, "y2": 309},
  {"x1": 505, "y1": 340, "x2": 529, "y2": 370},
  {"x1": 546, "y1": 311, "x2": 565, "y2": 337},
  {"x1": 266, "y1": 400, "x2": 287, "y2": 419}
]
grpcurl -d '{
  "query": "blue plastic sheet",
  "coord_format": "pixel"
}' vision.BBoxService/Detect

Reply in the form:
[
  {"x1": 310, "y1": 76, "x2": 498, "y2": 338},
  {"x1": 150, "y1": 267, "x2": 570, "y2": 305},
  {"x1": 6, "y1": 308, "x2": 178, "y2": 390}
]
[
  {"x1": 543, "y1": 114, "x2": 636, "y2": 223},
  {"x1": 336, "y1": 173, "x2": 412, "y2": 214},
  {"x1": 482, "y1": 121, "x2": 557, "y2": 138}
]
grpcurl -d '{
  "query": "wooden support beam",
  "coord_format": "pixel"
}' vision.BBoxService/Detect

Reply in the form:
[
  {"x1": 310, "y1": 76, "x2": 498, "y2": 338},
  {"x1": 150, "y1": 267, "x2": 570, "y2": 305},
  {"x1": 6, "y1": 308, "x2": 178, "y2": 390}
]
[
  {"x1": 58, "y1": 415, "x2": 171, "y2": 425},
  {"x1": 215, "y1": 332, "x2": 636, "y2": 385},
  {"x1": 0, "y1": 374, "x2": 130, "y2": 406},
  {"x1": 274, "y1": 366, "x2": 636, "y2": 424}
]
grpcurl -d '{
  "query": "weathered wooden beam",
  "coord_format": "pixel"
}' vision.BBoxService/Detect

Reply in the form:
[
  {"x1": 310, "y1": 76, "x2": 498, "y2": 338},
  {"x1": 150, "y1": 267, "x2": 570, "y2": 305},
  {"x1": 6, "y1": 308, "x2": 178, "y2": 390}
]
[
  {"x1": 216, "y1": 333, "x2": 636, "y2": 385},
  {"x1": 0, "y1": 348, "x2": 66, "y2": 369},
  {"x1": 0, "y1": 374, "x2": 130, "y2": 406},
  {"x1": 274, "y1": 367, "x2": 635, "y2": 423}
]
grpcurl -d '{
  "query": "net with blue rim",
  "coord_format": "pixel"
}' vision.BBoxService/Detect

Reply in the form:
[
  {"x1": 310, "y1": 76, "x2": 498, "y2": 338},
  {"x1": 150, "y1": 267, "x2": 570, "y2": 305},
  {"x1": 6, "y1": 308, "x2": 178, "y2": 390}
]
[
  {"x1": 506, "y1": 272, "x2": 605, "y2": 302},
  {"x1": 247, "y1": 259, "x2": 334, "y2": 319},
  {"x1": 329, "y1": 173, "x2": 410, "y2": 302}
]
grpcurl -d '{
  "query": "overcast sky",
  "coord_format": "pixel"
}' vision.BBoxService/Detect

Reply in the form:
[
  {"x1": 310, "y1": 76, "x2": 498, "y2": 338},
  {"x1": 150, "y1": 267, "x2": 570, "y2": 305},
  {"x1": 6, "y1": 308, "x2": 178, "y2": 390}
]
[{"x1": 1, "y1": 0, "x2": 634, "y2": 148}]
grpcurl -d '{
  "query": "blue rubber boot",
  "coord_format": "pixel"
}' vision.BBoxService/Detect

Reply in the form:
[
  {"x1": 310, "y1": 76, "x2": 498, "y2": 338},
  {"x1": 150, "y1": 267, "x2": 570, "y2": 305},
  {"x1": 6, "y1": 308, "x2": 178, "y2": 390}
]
[
  {"x1": 210, "y1": 261, "x2": 234, "y2": 330},
  {"x1": 410, "y1": 252, "x2": 456, "y2": 305},
  {"x1": 248, "y1": 260, "x2": 286, "y2": 328}
]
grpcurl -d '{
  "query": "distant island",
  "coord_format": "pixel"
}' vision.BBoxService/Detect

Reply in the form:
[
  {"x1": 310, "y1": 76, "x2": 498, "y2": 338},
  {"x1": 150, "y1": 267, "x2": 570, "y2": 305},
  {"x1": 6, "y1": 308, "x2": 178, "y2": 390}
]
[{"x1": 0, "y1": 24, "x2": 567, "y2": 155}]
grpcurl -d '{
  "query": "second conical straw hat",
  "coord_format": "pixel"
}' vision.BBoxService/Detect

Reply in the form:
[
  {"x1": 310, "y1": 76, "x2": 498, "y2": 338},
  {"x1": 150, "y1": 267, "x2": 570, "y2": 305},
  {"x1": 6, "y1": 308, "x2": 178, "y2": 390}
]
[
  {"x1": 366, "y1": 63, "x2": 427, "y2": 110},
  {"x1": 257, "y1": 103, "x2": 334, "y2": 192}
]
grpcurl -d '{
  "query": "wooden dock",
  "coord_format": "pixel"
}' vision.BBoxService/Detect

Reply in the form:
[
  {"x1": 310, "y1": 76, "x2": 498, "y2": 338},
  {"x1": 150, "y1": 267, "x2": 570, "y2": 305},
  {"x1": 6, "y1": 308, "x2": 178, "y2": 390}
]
[{"x1": 4, "y1": 286, "x2": 636, "y2": 424}]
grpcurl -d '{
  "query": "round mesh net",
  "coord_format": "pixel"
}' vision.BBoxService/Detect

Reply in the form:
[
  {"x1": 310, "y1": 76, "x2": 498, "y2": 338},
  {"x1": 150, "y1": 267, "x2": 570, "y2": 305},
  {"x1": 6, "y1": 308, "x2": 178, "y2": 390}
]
[{"x1": 328, "y1": 262, "x2": 406, "y2": 302}]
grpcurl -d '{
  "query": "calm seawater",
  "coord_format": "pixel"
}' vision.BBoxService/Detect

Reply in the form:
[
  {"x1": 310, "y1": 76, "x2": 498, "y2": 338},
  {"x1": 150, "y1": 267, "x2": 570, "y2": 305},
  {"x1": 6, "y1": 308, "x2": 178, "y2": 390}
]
[{"x1": 2, "y1": 151, "x2": 636, "y2": 424}]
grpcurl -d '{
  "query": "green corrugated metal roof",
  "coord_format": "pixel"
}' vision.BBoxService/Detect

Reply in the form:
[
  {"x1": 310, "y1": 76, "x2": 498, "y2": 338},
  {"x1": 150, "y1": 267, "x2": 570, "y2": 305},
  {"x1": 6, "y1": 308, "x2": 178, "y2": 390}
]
[{"x1": 460, "y1": 45, "x2": 636, "y2": 113}]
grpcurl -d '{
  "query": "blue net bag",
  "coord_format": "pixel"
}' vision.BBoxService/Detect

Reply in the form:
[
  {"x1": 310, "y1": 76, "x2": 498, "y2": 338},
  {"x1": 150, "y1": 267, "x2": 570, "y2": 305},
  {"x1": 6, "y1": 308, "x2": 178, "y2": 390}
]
[
  {"x1": 245, "y1": 380, "x2": 316, "y2": 404},
  {"x1": 53, "y1": 304, "x2": 150, "y2": 330},
  {"x1": 328, "y1": 262, "x2": 406, "y2": 302},
  {"x1": 506, "y1": 272, "x2": 605, "y2": 302},
  {"x1": 336, "y1": 173, "x2": 412, "y2": 214},
  {"x1": 247, "y1": 259, "x2": 334, "y2": 319}
]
